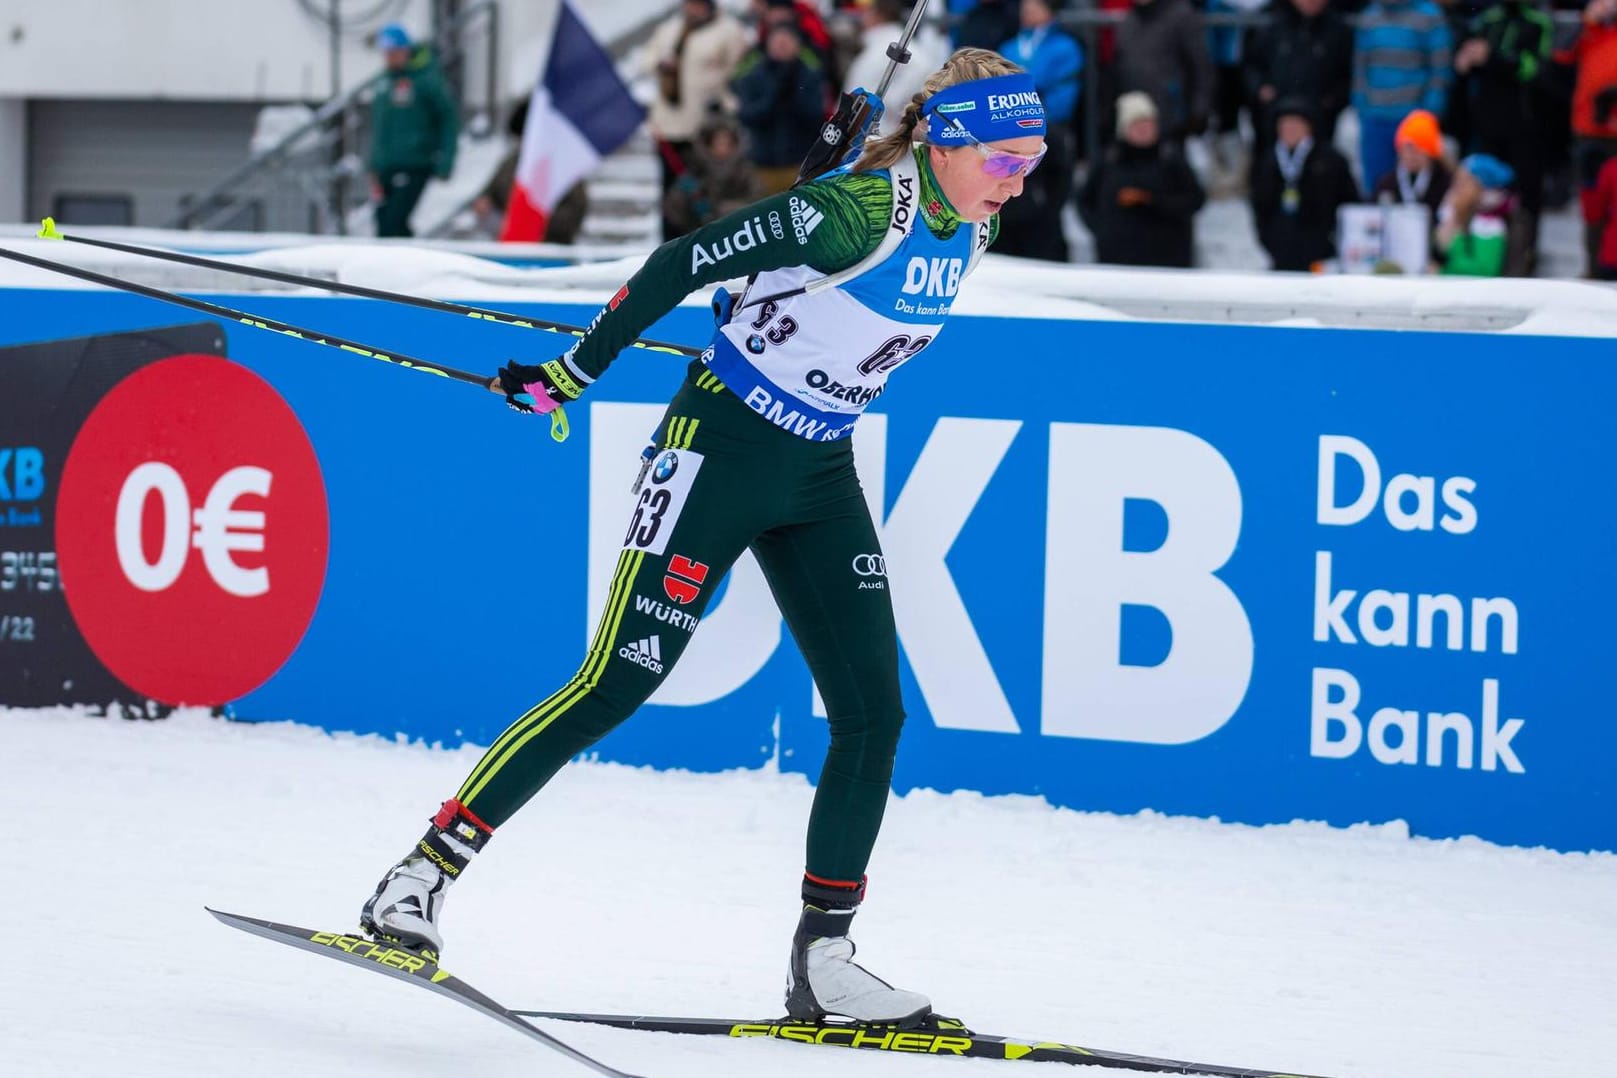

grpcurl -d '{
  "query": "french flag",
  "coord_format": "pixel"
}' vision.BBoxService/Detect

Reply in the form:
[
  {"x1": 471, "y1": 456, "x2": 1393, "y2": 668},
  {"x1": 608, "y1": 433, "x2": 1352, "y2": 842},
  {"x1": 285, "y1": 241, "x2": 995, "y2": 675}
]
[{"x1": 500, "y1": 1, "x2": 645, "y2": 242}]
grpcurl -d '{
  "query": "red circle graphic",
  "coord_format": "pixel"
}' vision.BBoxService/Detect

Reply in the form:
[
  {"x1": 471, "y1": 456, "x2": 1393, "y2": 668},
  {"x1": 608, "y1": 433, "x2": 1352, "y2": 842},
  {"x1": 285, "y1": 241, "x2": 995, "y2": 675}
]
[{"x1": 55, "y1": 354, "x2": 329, "y2": 705}]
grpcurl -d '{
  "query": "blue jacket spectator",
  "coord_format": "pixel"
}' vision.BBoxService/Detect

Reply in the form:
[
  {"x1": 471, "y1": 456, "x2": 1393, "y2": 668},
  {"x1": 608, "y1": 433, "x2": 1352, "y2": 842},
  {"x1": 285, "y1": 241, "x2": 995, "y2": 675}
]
[
  {"x1": 1001, "y1": 3, "x2": 1085, "y2": 125},
  {"x1": 996, "y1": 0, "x2": 1084, "y2": 261},
  {"x1": 1353, "y1": 0, "x2": 1453, "y2": 191}
]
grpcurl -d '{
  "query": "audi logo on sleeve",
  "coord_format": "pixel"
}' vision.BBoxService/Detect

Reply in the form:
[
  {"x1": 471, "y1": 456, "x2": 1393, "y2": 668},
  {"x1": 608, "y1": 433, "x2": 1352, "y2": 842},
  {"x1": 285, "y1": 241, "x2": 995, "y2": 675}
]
[{"x1": 54, "y1": 355, "x2": 329, "y2": 706}]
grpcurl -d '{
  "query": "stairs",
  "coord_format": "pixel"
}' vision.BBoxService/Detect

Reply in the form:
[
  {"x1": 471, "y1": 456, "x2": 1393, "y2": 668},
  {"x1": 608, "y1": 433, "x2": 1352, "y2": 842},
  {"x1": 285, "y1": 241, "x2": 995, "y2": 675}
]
[{"x1": 578, "y1": 126, "x2": 661, "y2": 248}]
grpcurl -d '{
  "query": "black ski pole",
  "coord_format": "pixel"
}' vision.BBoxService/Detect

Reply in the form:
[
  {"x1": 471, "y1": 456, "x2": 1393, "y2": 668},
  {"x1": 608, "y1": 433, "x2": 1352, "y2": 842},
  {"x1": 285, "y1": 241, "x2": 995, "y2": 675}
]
[
  {"x1": 34, "y1": 218, "x2": 703, "y2": 360},
  {"x1": 0, "y1": 240, "x2": 577, "y2": 442},
  {"x1": 794, "y1": 0, "x2": 932, "y2": 185}
]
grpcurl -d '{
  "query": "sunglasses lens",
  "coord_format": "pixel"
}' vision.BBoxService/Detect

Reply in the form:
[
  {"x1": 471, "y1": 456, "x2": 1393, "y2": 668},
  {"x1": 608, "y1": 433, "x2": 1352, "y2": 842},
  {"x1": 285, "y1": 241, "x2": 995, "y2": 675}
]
[{"x1": 982, "y1": 148, "x2": 1046, "y2": 179}]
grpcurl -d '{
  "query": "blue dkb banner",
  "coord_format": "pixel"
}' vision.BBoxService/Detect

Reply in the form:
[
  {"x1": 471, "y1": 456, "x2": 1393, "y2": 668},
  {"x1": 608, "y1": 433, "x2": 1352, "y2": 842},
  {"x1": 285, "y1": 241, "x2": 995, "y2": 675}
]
[{"x1": 1, "y1": 287, "x2": 1610, "y2": 853}]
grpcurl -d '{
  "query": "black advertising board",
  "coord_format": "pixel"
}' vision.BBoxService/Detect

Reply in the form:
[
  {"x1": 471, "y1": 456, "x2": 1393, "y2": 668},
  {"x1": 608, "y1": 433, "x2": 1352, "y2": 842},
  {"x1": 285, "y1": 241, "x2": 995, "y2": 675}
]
[{"x1": 0, "y1": 321, "x2": 226, "y2": 710}]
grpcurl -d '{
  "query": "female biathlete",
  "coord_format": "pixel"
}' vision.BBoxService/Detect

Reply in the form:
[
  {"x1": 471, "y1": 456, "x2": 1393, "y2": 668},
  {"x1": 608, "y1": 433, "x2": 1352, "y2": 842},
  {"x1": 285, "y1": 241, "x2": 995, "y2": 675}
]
[{"x1": 361, "y1": 48, "x2": 1047, "y2": 1026}]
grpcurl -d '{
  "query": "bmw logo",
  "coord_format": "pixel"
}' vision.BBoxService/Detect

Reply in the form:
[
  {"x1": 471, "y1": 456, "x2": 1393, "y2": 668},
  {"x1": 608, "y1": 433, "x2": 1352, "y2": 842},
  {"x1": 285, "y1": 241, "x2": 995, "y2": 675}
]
[
  {"x1": 652, "y1": 450, "x2": 679, "y2": 484},
  {"x1": 746, "y1": 334, "x2": 766, "y2": 355}
]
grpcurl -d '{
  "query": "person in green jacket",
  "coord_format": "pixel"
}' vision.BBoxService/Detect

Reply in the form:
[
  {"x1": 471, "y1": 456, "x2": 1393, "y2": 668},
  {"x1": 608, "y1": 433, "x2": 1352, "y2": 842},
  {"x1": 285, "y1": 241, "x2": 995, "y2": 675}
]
[{"x1": 368, "y1": 23, "x2": 459, "y2": 237}]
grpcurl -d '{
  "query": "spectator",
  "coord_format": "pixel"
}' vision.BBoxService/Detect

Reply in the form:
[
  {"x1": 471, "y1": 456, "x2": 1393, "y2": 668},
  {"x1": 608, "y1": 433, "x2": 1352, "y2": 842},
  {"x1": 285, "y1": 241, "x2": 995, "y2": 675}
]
[
  {"x1": 956, "y1": 0, "x2": 1023, "y2": 51},
  {"x1": 1434, "y1": 152, "x2": 1516, "y2": 275},
  {"x1": 472, "y1": 101, "x2": 589, "y2": 244},
  {"x1": 844, "y1": 0, "x2": 947, "y2": 135},
  {"x1": 1353, "y1": 0, "x2": 1452, "y2": 195},
  {"x1": 1454, "y1": 0, "x2": 1554, "y2": 274},
  {"x1": 1370, "y1": 108, "x2": 1453, "y2": 215},
  {"x1": 752, "y1": 0, "x2": 841, "y2": 82},
  {"x1": 1554, "y1": 0, "x2": 1617, "y2": 276},
  {"x1": 1436, "y1": 0, "x2": 1494, "y2": 149},
  {"x1": 1249, "y1": 99, "x2": 1361, "y2": 270},
  {"x1": 997, "y1": 0, "x2": 1085, "y2": 260},
  {"x1": 1586, "y1": 150, "x2": 1617, "y2": 278},
  {"x1": 367, "y1": 24, "x2": 459, "y2": 238},
  {"x1": 1244, "y1": 0, "x2": 1355, "y2": 155},
  {"x1": 1078, "y1": 90, "x2": 1207, "y2": 266},
  {"x1": 662, "y1": 112, "x2": 764, "y2": 235},
  {"x1": 1115, "y1": 0, "x2": 1215, "y2": 144},
  {"x1": 645, "y1": 0, "x2": 751, "y2": 240},
  {"x1": 1206, "y1": 0, "x2": 1265, "y2": 170},
  {"x1": 733, "y1": 21, "x2": 831, "y2": 194}
]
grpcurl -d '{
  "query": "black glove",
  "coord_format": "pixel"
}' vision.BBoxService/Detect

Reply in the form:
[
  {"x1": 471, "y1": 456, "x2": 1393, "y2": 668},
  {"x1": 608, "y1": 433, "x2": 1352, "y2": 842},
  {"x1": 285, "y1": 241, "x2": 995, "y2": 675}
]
[{"x1": 497, "y1": 357, "x2": 586, "y2": 416}]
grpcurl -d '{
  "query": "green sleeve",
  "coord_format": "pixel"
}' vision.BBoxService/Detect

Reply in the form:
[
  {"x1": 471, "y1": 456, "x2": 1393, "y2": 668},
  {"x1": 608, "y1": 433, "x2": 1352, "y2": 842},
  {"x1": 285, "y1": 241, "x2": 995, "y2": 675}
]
[
  {"x1": 428, "y1": 75, "x2": 459, "y2": 176},
  {"x1": 561, "y1": 170, "x2": 893, "y2": 382}
]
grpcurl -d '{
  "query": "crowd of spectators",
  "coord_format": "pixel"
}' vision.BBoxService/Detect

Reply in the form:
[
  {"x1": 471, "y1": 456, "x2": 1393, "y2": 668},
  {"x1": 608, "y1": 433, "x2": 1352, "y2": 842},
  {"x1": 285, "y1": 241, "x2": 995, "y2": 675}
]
[{"x1": 626, "y1": 0, "x2": 1617, "y2": 278}]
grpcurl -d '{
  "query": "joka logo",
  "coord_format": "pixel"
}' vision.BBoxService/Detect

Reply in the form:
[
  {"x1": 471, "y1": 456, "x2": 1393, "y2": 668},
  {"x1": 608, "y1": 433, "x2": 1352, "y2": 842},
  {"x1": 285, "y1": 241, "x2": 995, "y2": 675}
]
[
  {"x1": 619, "y1": 635, "x2": 664, "y2": 673},
  {"x1": 652, "y1": 451, "x2": 680, "y2": 484},
  {"x1": 664, "y1": 554, "x2": 709, "y2": 604},
  {"x1": 789, "y1": 196, "x2": 824, "y2": 244},
  {"x1": 902, "y1": 257, "x2": 963, "y2": 298},
  {"x1": 891, "y1": 174, "x2": 915, "y2": 234},
  {"x1": 54, "y1": 355, "x2": 329, "y2": 706}
]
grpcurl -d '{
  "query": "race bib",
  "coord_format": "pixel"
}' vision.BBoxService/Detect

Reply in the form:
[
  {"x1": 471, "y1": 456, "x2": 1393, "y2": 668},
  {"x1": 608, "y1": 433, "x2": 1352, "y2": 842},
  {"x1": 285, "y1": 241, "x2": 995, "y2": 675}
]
[{"x1": 622, "y1": 448, "x2": 703, "y2": 556}]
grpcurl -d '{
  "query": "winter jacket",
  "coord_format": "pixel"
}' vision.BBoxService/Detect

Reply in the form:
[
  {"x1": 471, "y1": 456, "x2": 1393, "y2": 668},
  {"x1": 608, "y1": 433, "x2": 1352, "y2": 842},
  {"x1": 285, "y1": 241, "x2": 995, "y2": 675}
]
[
  {"x1": 644, "y1": 10, "x2": 751, "y2": 142},
  {"x1": 1115, "y1": 0, "x2": 1215, "y2": 140},
  {"x1": 1244, "y1": 1, "x2": 1356, "y2": 132},
  {"x1": 1001, "y1": 25, "x2": 1085, "y2": 125},
  {"x1": 731, "y1": 48, "x2": 828, "y2": 169},
  {"x1": 1588, "y1": 155, "x2": 1617, "y2": 274},
  {"x1": 1352, "y1": 0, "x2": 1453, "y2": 122},
  {"x1": 1078, "y1": 140, "x2": 1207, "y2": 267},
  {"x1": 955, "y1": 0, "x2": 1021, "y2": 52},
  {"x1": 662, "y1": 149, "x2": 764, "y2": 235},
  {"x1": 368, "y1": 46, "x2": 458, "y2": 177},
  {"x1": 1370, "y1": 159, "x2": 1453, "y2": 216},
  {"x1": 1554, "y1": 15, "x2": 1617, "y2": 140},
  {"x1": 1459, "y1": 1, "x2": 1554, "y2": 143},
  {"x1": 1250, "y1": 139, "x2": 1362, "y2": 270}
]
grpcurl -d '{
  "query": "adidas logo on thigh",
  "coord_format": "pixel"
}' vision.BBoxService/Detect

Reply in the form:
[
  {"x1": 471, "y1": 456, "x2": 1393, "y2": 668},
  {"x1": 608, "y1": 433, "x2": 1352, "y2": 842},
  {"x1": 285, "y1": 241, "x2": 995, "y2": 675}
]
[{"x1": 618, "y1": 635, "x2": 664, "y2": 674}]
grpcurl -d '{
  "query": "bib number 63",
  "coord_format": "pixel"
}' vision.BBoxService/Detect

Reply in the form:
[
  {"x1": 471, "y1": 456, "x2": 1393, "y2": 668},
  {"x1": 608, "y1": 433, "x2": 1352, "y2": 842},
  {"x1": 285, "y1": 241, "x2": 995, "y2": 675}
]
[{"x1": 621, "y1": 447, "x2": 705, "y2": 557}]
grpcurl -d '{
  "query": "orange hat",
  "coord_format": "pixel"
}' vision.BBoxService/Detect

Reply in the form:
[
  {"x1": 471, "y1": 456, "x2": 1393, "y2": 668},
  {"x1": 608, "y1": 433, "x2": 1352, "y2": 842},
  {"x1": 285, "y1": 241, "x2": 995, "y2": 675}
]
[{"x1": 1395, "y1": 110, "x2": 1442, "y2": 159}]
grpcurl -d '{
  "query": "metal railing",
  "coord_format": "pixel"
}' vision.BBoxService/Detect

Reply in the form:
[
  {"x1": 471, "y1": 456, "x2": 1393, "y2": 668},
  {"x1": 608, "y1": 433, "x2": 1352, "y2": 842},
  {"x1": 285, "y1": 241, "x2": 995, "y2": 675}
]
[{"x1": 167, "y1": 0, "x2": 501, "y2": 232}]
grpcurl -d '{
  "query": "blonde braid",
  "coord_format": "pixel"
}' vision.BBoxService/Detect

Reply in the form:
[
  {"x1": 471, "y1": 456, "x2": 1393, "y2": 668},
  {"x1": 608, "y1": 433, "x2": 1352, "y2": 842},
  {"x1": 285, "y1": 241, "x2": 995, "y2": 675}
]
[{"x1": 851, "y1": 48, "x2": 1028, "y2": 174}]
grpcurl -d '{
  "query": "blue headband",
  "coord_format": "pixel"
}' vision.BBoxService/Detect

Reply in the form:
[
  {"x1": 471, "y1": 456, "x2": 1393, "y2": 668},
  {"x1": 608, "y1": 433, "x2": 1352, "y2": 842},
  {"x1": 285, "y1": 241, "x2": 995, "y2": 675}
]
[{"x1": 922, "y1": 73, "x2": 1047, "y2": 145}]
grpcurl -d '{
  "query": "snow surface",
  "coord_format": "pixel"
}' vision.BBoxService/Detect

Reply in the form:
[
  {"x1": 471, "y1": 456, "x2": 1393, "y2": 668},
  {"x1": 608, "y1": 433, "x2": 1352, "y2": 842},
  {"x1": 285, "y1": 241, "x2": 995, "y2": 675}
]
[{"x1": 7, "y1": 707, "x2": 1614, "y2": 1078}]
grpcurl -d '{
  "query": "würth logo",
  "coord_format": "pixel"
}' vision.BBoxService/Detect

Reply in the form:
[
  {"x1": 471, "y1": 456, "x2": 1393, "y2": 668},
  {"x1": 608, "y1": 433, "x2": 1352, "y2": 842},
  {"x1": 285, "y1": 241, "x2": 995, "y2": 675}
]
[
  {"x1": 664, "y1": 554, "x2": 709, "y2": 604},
  {"x1": 54, "y1": 355, "x2": 329, "y2": 706}
]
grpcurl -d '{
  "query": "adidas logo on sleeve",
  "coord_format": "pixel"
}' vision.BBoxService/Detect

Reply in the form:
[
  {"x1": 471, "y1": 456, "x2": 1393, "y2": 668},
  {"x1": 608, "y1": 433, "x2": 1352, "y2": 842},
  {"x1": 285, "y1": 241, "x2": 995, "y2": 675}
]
[
  {"x1": 618, "y1": 635, "x2": 664, "y2": 674},
  {"x1": 789, "y1": 196, "x2": 824, "y2": 244}
]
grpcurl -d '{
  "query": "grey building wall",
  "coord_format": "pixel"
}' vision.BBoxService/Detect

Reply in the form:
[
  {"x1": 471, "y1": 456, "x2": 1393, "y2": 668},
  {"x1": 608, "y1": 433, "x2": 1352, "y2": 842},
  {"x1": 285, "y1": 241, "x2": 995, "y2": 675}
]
[{"x1": 26, "y1": 99, "x2": 321, "y2": 231}]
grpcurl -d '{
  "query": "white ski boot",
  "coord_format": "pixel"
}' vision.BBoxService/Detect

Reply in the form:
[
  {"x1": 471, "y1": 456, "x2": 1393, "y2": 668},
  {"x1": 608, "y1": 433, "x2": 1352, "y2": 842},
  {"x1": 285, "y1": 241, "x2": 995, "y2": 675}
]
[
  {"x1": 784, "y1": 876, "x2": 932, "y2": 1025},
  {"x1": 360, "y1": 799, "x2": 491, "y2": 959}
]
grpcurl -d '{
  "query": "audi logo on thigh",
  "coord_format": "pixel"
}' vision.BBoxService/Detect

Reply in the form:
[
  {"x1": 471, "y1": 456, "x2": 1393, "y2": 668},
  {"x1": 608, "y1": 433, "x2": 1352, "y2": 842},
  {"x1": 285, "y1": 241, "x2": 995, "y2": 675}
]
[{"x1": 851, "y1": 554, "x2": 886, "y2": 577}]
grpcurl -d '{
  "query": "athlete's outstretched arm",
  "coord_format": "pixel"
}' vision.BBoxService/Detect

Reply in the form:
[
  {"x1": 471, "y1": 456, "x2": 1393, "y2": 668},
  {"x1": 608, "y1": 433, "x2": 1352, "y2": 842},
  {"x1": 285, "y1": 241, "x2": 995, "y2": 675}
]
[{"x1": 557, "y1": 173, "x2": 894, "y2": 385}]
